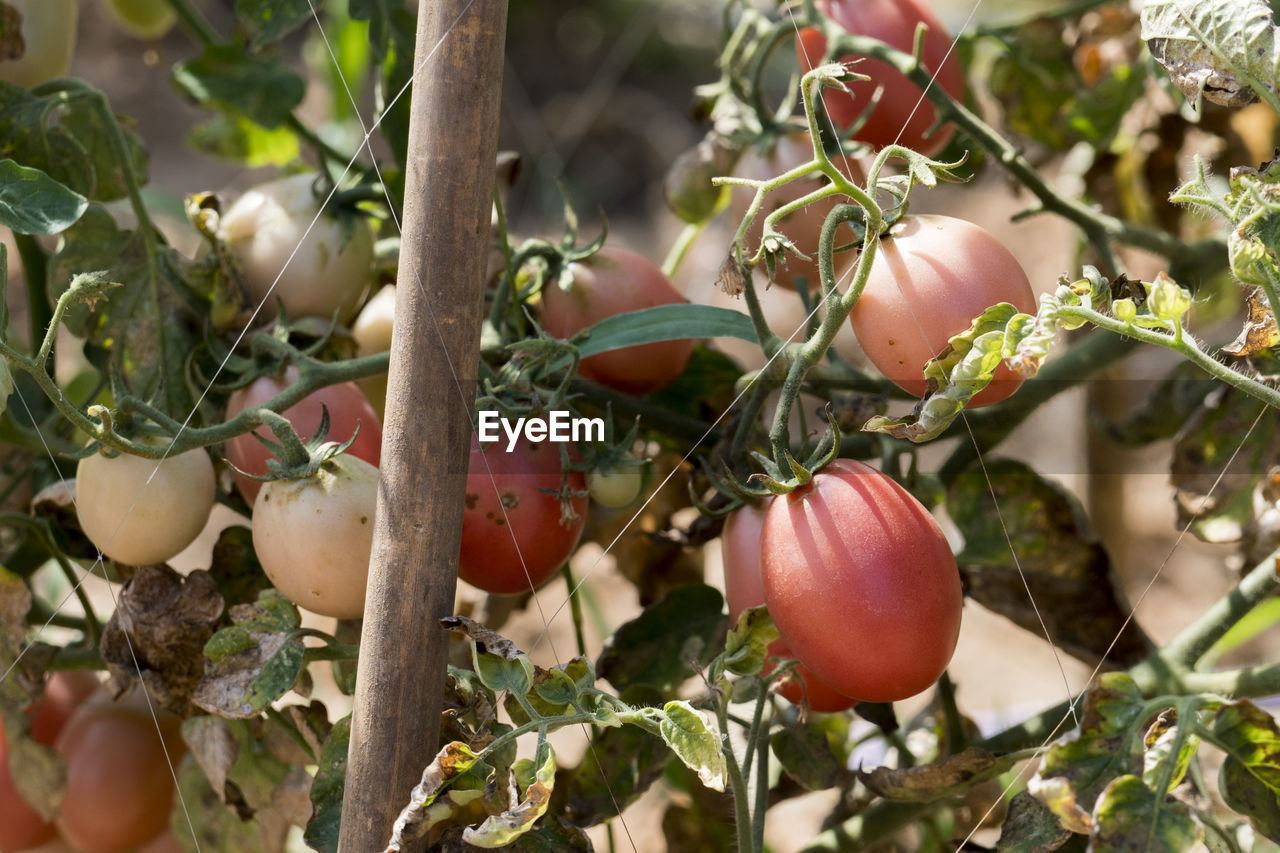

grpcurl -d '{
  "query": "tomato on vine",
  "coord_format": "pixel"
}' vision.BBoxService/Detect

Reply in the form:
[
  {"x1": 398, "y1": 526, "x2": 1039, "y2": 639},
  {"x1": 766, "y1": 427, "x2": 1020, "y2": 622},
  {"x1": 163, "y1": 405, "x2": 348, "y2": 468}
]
[
  {"x1": 224, "y1": 366, "x2": 382, "y2": 505},
  {"x1": 540, "y1": 246, "x2": 694, "y2": 396},
  {"x1": 54, "y1": 703, "x2": 185, "y2": 853},
  {"x1": 849, "y1": 214, "x2": 1036, "y2": 407},
  {"x1": 0, "y1": 0, "x2": 77, "y2": 89},
  {"x1": 75, "y1": 445, "x2": 216, "y2": 567},
  {"x1": 760, "y1": 459, "x2": 961, "y2": 702},
  {"x1": 723, "y1": 504, "x2": 857, "y2": 712},
  {"x1": 796, "y1": 0, "x2": 965, "y2": 156},
  {"x1": 459, "y1": 433, "x2": 586, "y2": 595},
  {"x1": 252, "y1": 453, "x2": 380, "y2": 619}
]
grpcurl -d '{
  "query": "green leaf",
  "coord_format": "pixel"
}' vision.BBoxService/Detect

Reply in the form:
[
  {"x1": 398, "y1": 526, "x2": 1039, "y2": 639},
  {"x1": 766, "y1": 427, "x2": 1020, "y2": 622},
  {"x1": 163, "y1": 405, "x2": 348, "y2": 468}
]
[
  {"x1": 656, "y1": 700, "x2": 727, "y2": 793},
  {"x1": 173, "y1": 46, "x2": 306, "y2": 129},
  {"x1": 1221, "y1": 756, "x2": 1280, "y2": 844},
  {"x1": 995, "y1": 790, "x2": 1075, "y2": 852},
  {"x1": 348, "y1": 3, "x2": 414, "y2": 171},
  {"x1": 948, "y1": 460, "x2": 1152, "y2": 668},
  {"x1": 645, "y1": 346, "x2": 741, "y2": 425},
  {"x1": 235, "y1": 0, "x2": 312, "y2": 47},
  {"x1": 1212, "y1": 700, "x2": 1280, "y2": 792},
  {"x1": 597, "y1": 584, "x2": 728, "y2": 693},
  {"x1": 463, "y1": 748, "x2": 558, "y2": 847},
  {"x1": 473, "y1": 644, "x2": 535, "y2": 698},
  {"x1": 0, "y1": 84, "x2": 94, "y2": 197},
  {"x1": 1090, "y1": 775, "x2": 1203, "y2": 852},
  {"x1": 574, "y1": 304, "x2": 756, "y2": 359},
  {"x1": 0, "y1": 159, "x2": 87, "y2": 234},
  {"x1": 193, "y1": 591, "x2": 306, "y2": 719},
  {"x1": 305, "y1": 715, "x2": 350, "y2": 853},
  {"x1": 722, "y1": 605, "x2": 780, "y2": 677},
  {"x1": 770, "y1": 715, "x2": 849, "y2": 791},
  {"x1": 55, "y1": 97, "x2": 150, "y2": 203},
  {"x1": 188, "y1": 113, "x2": 300, "y2": 167},
  {"x1": 1141, "y1": 713, "x2": 1198, "y2": 792},
  {"x1": 1142, "y1": 0, "x2": 1279, "y2": 109}
]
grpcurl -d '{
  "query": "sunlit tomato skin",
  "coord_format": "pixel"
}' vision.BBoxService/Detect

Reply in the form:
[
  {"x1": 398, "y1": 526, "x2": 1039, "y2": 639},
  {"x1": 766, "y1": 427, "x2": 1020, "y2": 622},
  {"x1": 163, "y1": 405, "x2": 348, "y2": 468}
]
[
  {"x1": 252, "y1": 454, "x2": 379, "y2": 619},
  {"x1": 0, "y1": 0, "x2": 77, "y2": 89},
  {"x1": 730, "y1": 134, "x2": 868, "y2": 293},
  {"x1": 0, "y1": 673, "x2": 100, "y2": 851},
  {"x1": 586, "y1": 464, "x2": 645, "y2": 509},
  {"x1": 54, "y1": 704, "x2": 185, "y2": 853},
  {"x1": 75, "y1": 447, "x2": 216, "y2": 567},
  {"x1": 218, "y1": 173, "x2": 374, "y2": 323},
  {"x1": 850, "y1": 214, "x2": 1036, "y2": 407},
  {"x1": 540, "y1": 247, "x2": 694, "y2": 396},
  {"x1": 459, "y1": 436, "x2": 587, "y2": 595},
  {"x1": 723, "y1": 504, "x2": 858, "y2": 713},
  {"x1": 797, "y1": 0, "x2": 965, "y2": 156},
  {"x1": 761, "y1": 459, "x2": 961, "y2": 703},
  {"x1": 224, "y1": 366, "x2": 382, "y2": 505}
]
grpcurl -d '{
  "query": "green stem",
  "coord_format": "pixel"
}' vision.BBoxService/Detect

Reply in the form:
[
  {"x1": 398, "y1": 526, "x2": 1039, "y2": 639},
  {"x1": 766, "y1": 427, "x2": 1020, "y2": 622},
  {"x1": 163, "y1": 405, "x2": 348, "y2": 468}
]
[
  {"x1": 661, "y1": 221, "x2": 708, "y2": 280},
  {"x1": 561, "y1": 563, "x2": 588, "y2": 658},
  {"x1": 1161, "y1": 549, "x2": 1279, "y2": 669},
  {"x1": 165, "y1": 0, "x2": 219, "y2": 45},
  {"x1": 716, "y1": 698, "x2": 757, "y2": 853},
  {"x1": 752, "y1": 724, "x2": 770, "y2": 853},
  {"x1": 47, "y1": 646, "x2": 106, "y2": 671},
  {"x1": 13, "y1": 233, "x2": 50, "y2": 359},
  {"x1": 303, "y1": 644, "x2": 361, "y2": 663}
]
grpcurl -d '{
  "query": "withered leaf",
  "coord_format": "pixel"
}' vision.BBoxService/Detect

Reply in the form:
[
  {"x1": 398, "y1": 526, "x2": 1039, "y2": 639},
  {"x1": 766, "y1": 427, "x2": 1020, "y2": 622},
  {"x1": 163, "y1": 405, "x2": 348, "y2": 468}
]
[
  {"x1": 441, "y1": 615, "x2": 525, "y2": 661},
  {"x1": 995, "y1": 790, "x2": 1076, "y2": 852},
  {"x1": 949, "y1": 460, "x2": 1152, "y2": 668},
  {"x1": 100, "y1": 566, "x2": 224, "y2": 713},
  {"x1": 858, "y1": 746, "x2": 1015, "y2": 802},
  {"x1": 1222, "y1": 287, "x2": 1279, "y2": 357}
]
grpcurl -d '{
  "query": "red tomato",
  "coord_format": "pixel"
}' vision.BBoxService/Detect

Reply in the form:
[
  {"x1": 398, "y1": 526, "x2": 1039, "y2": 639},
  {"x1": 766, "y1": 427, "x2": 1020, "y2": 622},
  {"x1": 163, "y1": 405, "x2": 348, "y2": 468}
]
[
  {"x1": 849, "y1": 214, "x2": 1036, "y2": 407},
  {"x1": 0, "y1": 673, "x2": 100, "y2": 852},
  {"x1": 54, "y1": 704, "x2": 184, "y2": 853},
  {"x1": 723, "y1": 504, "x2": 857, "y2": 713},
  {"x1": 761, "y1": 459, "x2": 961, "y2": 702},
  {"x1": 797, "y1": 0, "x2": 965, "y2": 156},
  {"x1": 459, "y1": 435, "x2": 586, "y2": 595},
  {"x1": 729, "y1": 134, "x2": 868, "y2": 292},
  {"x1": 224, "y1": 365, "x2": 382, "y2": 505},
  {"x1": 540, "y1": 247, "x2": 694, "y2": 395}
]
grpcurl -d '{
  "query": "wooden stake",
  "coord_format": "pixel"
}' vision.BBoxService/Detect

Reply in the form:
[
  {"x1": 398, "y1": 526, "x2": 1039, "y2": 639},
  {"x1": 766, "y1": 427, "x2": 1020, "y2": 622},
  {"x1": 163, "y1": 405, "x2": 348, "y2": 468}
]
[{"x1": 338, "y1": 2, "x2": 507, "y2": 850}]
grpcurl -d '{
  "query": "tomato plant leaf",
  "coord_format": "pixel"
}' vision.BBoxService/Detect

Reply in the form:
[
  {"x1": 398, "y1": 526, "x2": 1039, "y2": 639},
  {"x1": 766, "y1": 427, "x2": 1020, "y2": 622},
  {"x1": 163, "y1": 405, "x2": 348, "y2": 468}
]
[
  {"x1": 234, "y1": 0, "x2": 311, "y2": 47},
  {"x1": 1089, "y1": 774, "x2": 1203, "y2": 852},
  {"x1": 654, "y1": 700, "x2": 727, "y2": 792},
  {"x1": 1101, "y1": 362, "x2": 1216, "y2": 447},
  {"x1": 1142, "y1": 0, "x2": 1279, "y2": 108},
  {"x1": 770, "y1": 715, "x2": 850, "y2": 791},
  {"x1": 574, "y1": 304, "x2": 757, "y2": 360},
  {"x1": 173, "y1": 46, "x2": 306, "y2": 130},
  {"x1": 1141, "y1": 712, "x2": 1198, "y2": 791},
  {"x1": 194, "y1": 591, "x2": 306, "y2": 719},
  {"x1": 100, "y1": 566, "x2": 224, "y2": 712},
  {"x1": 304, "y1": 714, "x2": 350, "y2": 853},
  {"x1": 948, "y1": 459, "x2": 1153, "y2": 668},
  {"x1": 1211, "y1": 700, "x2": 1280, "y2": 793},
  {"x1": 859, "y1": 746, "x2": 1017, "y2": 802},
  {"x1": 597, "y1": 584, "x2": 728, "y2": 693},
  {"x1": 385, "y1": 741, "x2": 487, "y2": 852},
  {"x1": 506, "y1": 657, "x2": 594, "y2": 725},
  {"x1": 174, "y1": 752, "x2": 271, "y2": 853},
  {"x1": 348, "y1": 1, "x2": 414, "y2": 171},
  {"x1": 1028, "y1": 675, "x2": 1150, "y2": 834},
  {"x1": 55, "y1": 95, "x2": 150, "y2": 204},
  {"x1": 1172, "y1": 386, "x2": 1278, "y2": 544},
  {"x1": 0, "y1": 83, "x2": 94, "y2": 197},
  {"x1": 207, "y1": 525, "x2": 273, "y2": 612},
  {"x1": 463, "y1": 748, "x2": 558, "y2": 847},
  {"x1": 188, "y1": 113, "x2": 301, "y2": 167},
  {"x1": 0, "y1": 158, "x2": 87, "y2": 234},
  {"x1": 721, "y1": 604, "x2": 780, "y2": 677},
  {"x1": 1220, "y1": 755, "x2": 1280, "y2": 844},
  {"x1": 996, "y1": 790, "x2": 1076, "y2": 852}
]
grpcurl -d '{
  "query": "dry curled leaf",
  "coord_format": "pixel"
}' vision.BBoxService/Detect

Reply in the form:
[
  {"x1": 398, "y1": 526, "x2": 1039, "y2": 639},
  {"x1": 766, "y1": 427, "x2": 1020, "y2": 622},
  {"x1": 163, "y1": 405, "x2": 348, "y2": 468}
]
[
  {"x1": 1143, "y1": 0, "x2": 1276, "y2": 107},
  {"x1": 857, "y1": 747, "x2": 1013, "y2": 802},
  {"x1": 1222, "y1": 287, "x2": 1279, "y2": 357},
  {"x1": 440, "y1": 615, "x2": 524, "y2": 661},
  {"x1": 100, "y1": 566, "x2": 224, "y2": 713}
]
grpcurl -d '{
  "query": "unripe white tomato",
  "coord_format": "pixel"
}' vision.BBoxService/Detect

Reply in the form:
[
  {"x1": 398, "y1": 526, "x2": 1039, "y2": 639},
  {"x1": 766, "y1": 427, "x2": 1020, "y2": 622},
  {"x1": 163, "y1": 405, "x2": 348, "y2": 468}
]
[
  {"x1": 0, "y1": 0, "x2": 77, "y2": 88},
  {"x1": 75, "y1": 447, "x2": 216, "y2": 567},
  {"x1": 352, "y1": 285, "x2": 396, "y2": 356},
  {"x1": 252, "y1": 455, "x2": 379, "y2": 619},
  {"x1": 218, "y1": 173, "x2": 375, "y2": 323}
]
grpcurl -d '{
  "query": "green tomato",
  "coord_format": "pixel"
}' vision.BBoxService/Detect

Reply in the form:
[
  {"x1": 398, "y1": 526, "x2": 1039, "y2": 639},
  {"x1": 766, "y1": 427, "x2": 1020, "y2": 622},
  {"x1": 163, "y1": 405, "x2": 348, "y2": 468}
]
[
  {"x1": 0, "y1": 0, "x2": 77, "y2": 89},
  {"x1": 587, "y1": 464, "x2": 645, "y2": 509},
  {"x1": 105, "y1": 0, "x2": 177, "y2": 40}
]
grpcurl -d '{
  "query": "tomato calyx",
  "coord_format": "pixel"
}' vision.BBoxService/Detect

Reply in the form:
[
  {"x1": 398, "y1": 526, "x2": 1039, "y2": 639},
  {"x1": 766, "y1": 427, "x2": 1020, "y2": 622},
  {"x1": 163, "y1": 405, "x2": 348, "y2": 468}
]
[{"x1": 230, "y1": 403, "x2": 363, "y2": 483}]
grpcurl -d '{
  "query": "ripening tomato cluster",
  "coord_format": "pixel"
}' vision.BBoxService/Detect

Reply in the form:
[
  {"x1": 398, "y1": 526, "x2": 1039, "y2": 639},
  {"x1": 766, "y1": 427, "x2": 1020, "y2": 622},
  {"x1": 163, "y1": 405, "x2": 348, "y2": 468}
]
[
  {"x1": 0, "y1": 674, "x2": 186, "y2": 853},
  {"x1": 723, "y1": 459, "x2": 963, "y2": 708}
]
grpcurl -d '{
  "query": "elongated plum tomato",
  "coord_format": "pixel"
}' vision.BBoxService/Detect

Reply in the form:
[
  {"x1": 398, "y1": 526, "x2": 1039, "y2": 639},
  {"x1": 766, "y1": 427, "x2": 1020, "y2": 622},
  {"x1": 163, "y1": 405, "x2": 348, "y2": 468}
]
[
  {"x1": 0, "y1": 0, "x2": 77, "y2": 88},
  {"x1": 761, "y1": 459, "x2": 961, "y2": 703},
  {"x1": 796, "y1": 0, "x2": 965, "y2": 156},
  {"x1": 75, "y1": 446, "x2": 216, "y2": 566},
  {"x1": 728, "y1": 133, "x2": 867, "y2": 292},
  {"x1": 218, "y1": 173, "x2": 374, "y2": 323},
  {"x1": 54, "y1": 703, "x2": 184, "y2": 853},
  {"x1": 540, "y1": 247, "x2": 694, "y2": 396},
  {"x1": 252, "y1": 454, "x2": 379, "y2": 619},
  {"x1": 850, "y1": 214, "x2": 1036, "y2": 407},
  {"x1": 224, "y1": 365, "x2": 382, "y2": 505},
  {"x1": 723, "y1": 505, "x2": 857, "y2": 712},
  {"x1": 459, "y1": 435, "x2": 587, "y2": 595},
  {"x1": 0, "y1": 673, "x2": 99, "y2": 852}
]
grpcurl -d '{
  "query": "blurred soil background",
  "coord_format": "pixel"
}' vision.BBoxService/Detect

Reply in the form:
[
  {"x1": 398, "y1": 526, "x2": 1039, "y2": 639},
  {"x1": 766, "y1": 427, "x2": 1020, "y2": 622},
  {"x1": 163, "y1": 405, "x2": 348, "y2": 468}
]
[{"x1": 4, "y1": 1, "x2": 1259, "y2": 850}]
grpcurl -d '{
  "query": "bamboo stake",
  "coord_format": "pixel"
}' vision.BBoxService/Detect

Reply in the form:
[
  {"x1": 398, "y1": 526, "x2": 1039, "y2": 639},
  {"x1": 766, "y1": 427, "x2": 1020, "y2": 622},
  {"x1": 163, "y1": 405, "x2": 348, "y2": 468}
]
[{"x1": 338, "y1": 2, "x2": 508, "y2": 850}]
